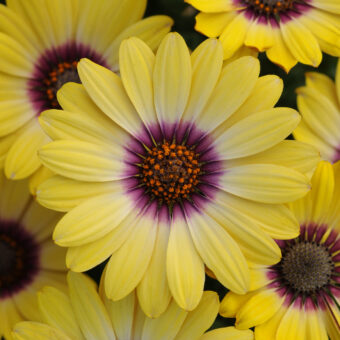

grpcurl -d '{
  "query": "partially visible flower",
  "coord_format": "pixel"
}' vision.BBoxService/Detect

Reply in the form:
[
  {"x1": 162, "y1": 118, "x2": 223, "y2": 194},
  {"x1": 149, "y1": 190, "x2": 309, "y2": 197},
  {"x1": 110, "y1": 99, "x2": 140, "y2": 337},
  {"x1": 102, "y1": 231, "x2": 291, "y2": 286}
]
[
  {"x1": 0, "y1": 0, "x2": 173, "y2": 187},
  {"x1": 294, "y1": 59, "x2": 340, "y2": 163},
  {"x1": 187, "y1": 0, "x2": 340, "y2": 72},
  {"x1": 220, "y1": 161, "x2": 340, "y2": 340},
  {"x1": 12, "y1": 271, "x2": 254, "y2": 340},
  {"x1": 36, "y1": 33, "x2": 319, "y2": 316},
  {"x1": 0, "y1": 172, "x2": 66, "y2": 340}
]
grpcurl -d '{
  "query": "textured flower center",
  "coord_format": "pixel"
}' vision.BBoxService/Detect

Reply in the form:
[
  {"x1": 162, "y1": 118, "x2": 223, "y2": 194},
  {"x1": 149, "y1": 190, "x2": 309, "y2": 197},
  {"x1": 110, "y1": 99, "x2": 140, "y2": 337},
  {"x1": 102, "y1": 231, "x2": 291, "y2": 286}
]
[
  {"x1": 43, "y1": 61, "x2": 80, "y2": 108},
  {"x1": 140, "y1": 141, "x2": 201, "y2": 205},
  {"x1": 281, "y1": 241, "x2": 333, "y2": 292},
  {"x1": 243, "y1": 0, "x2": 296, "y2": 15},
  {"x1": 0, "y1": 222, "x2": 40, "y2": 299}
]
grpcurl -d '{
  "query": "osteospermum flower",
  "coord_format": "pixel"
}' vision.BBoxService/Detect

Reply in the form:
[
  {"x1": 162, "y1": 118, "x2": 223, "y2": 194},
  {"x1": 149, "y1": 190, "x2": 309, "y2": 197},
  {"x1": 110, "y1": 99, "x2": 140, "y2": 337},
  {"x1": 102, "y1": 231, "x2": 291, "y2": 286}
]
[
  {"x1": 36, "y1": 33, "x2": 319, "y2": 316},
  {"x1": 0, "y1": 0, "x2": 172, "y2": 186},
  {"x1": 220, "y1": 161, "x2": 340, "y2": 340},
  {"x1": 187, "y1": 0, "x2": 340, "y2": 72},
  {"x1": 12, "y1": 272, "x2": 254, "y2": 340},
  {"x1": 294, "y1": 59, "x2": 340, "y2": 163},
  {"x1": 0, "y1": 172, "x2": 66, "y2": 340}
]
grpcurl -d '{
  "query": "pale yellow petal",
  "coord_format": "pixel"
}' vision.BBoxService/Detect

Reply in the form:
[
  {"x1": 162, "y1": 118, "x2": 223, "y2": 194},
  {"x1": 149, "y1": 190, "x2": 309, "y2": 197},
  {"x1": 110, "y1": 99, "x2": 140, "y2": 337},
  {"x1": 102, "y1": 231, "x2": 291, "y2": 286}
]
[{"x1": 12, "y1": 322, "x2": 70, "y2": 340}]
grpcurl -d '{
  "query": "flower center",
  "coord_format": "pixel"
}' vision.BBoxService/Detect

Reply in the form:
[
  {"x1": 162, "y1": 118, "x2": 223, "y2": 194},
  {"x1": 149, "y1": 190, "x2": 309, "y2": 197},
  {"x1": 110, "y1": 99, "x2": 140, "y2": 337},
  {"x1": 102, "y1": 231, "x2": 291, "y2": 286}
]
[
  {"x1": 140, "y1": 141, "x2": 201, "y2": 205},
  {"x1": 243, "y1": 0, "x2": 296, "y2": 15},
  {"x1": 281, "y1": 241, "x2": 333, "y2": 293},
  {"x1": 43, "y1": 61, "x2": 80, "y2": 108},
  {"x1": 0, "y1": 222, "x2": 40, "y2": 299}
]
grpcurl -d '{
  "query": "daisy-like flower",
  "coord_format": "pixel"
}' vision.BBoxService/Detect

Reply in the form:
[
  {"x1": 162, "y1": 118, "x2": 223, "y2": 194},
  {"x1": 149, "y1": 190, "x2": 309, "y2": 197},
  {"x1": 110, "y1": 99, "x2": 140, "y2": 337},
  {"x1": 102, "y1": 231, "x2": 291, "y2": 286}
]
[
  {"x1": 0, "y1": 172, "x2": 66, "y2": 340},
  {"x1": 12, "y1": 271, "x2": 254, "y2": 340},
  {"x1": 186, "y1": 0, "x2": 340, "y2": 72},
  {"x1": 220, "y1": 161, "x2": 340, "y2": 340},
  {"x1": 36, "y1": 33, "x2": 319, "y2": 316},
  {"x1": 294, "y1": 59, "x2": 340, "y2": 163},
  {"x1": 0, "y1": 0, "x2": 173, "y2": 187}
]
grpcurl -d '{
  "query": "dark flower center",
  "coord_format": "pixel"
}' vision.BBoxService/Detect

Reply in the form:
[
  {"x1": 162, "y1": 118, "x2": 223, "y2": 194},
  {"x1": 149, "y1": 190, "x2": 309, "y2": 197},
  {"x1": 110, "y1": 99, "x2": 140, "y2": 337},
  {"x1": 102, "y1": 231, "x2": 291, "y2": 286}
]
[
  {"x1": 0, "y1": 221, "x2": 40, "y2": 299},
  {"x1": 140, "y1": 141, "x2": 201, "y2": 205},
  {"x1": 28, "y1": 41, "x2": 107, "y2": 114},
  {"x1": 243, "y1": 0, "x2": 295, "y2": 15},
  {"x1": 280, "y1": 241, "x2": 333, "y2": 293}
]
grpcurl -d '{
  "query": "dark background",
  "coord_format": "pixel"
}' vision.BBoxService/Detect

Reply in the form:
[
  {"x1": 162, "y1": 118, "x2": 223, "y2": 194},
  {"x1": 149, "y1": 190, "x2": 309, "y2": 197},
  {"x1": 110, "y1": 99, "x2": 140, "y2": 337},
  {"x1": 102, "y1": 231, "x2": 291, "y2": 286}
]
[{"x1": 0, "y1": 0, "x2": 338, "y2": 332}]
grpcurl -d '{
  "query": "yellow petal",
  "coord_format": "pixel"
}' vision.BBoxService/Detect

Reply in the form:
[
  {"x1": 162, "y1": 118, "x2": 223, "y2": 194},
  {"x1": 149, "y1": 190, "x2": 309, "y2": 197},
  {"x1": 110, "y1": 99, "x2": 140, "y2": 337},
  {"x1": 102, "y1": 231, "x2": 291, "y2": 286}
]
[
  {"x1": 254, "y1": 307, "x2": 286, "y2": 340},
  {"x1": 12, "y1": 322, "x2": 71, "y2": 340},
  {"x1": 104, "y1": 209, "x2": 157, "y2": 300},
  {"x1": 245, "y1": 19, "x2": 274, "y2": 52},
  {"x1": 182, "y1": 38, "x2": 223, "y2": 123},
  {"x1": 197, "y1": 56, "x2": 259, "y2": 133},
  {"x1": 187, "y1": 211, "x2": 250, "y2": 294},
  {"x1": 119, "y1": 37, "x2": 157, "y2": 129},
  {"x1": 281, "y1": 19, "x2": 322, "y2": 67},
  {"x1": 219, "y1": 14, "x2": 250, "y2": 59},
  {"x1": 186, "y1": 0, "x2": 234, "y2": 12},
  {"x1": 5, "y1": 121, "x2": 49, "y2": 180},
  {"x1": 176, "y1": 291, "x2": 219, "y2": 340},
  {"x1": 67, "y1": 272, "x2": 115, "y2": 340},
  {"x1": 236, "y1": 289, "x2": 284, "y2": 329},
  {"x1": 137, "y1": 219, "x2": 171, "y2": 318},
  {"x1": 219, "y1": 164, "x2": 311, "y2": 204},
  {"x1": 141, "y1": 298, "x2": 188, "y2": 340},
  {"x1": 38, "y1": 287, "x2": 84, "y2": 340},
  {"x1": 0, "y1": 298, "x2": 23, "y2": 340},
  {"x1": 266, "y1": 28, "x2": 297, "y2": 73},
  {"x1": 214, "y1": 108, "x2": 300, "y2": 160},
  {"x1": 39, "y1": 140, "x2": 127, "y2": 182},
  {"x1": 53, "y1": 191, "x2": 134, "y2": 247},
  {"x1": 200, "y1": 327, "x2": 254, "y2": 340},
  {"x1": 40, "y1": 240, "x2": 67, "y2": 271},
  {"x1": 167, "y1": 216, "x2": 205, "y2": 311},
  {"x1": 78, "y1": 58, "x2": 141, "y2": 137},
  {"x1": 195, "y1": 12, "x2": 235, "y2": 38},
  {"x1": 37, "y1": 175, "x2": 118, "y2": 212},
  {"x1": 312, "y1": 0, "x2": 340, "y2": 13},
  {"x1": 153, "y1": 32, "x2": 191, "y2": 132},
  {"x1": 336, "y1": 59, "x2": 340, "y2": 103},
  {"x1": 220, "y1": 291, "x2": 255, "y2": 318},
  {"x1": 29, "y1": 166, "x2": 54, "y2": 195}
]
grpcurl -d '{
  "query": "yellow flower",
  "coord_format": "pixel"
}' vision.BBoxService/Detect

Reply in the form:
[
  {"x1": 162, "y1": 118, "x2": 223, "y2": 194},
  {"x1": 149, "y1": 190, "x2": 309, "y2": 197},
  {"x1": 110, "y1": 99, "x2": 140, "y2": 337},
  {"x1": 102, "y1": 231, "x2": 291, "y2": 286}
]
[
  {"x1": 0, "y1": 172, "x2": 66, "y2": 340},
  {"x1": 220, "y1": 161, "x2": 340, "y2": 339},
  {"x1": 36, "y1": 32, "x2": 319, "y2": 316},
  {"x1": 12, "y1": 271, "x2": 254, "y2": 340},
  {"x1": 294, "y1": 59, "x2": 340, "y2": 163},
  {"x1": 187, "y1": 0, "x2": 340, "y2": 72},
  {"x1": 0, "y1": 0, "x2": 173, "y2": 186}
]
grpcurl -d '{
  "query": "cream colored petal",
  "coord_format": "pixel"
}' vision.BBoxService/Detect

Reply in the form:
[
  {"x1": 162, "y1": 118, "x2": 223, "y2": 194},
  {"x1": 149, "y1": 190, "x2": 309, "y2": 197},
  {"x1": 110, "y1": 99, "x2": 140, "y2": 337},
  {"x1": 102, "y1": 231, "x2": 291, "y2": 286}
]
[
  {"x1": 5, "y1": 121, "x2": 49, "y2": 180},
  {"x1": 106, "y1": 16, "x2": 173, "y2": 71},
  {"x1": 38, "y1": 286, "x2": 84, "y2": 340},
  {"x1": 67, "y1": 272, "x2": 115, "y2": 340},
  {"x1": 39, "y1": 140, "x2": 127, "y2": 182},
  {"x1": 137, "y1": 218, "x2": 171, "y2": 318},
  {"x1": 119, "y1": 37, "x2": 157, "y2": 129},
  {"x1": 104, "y1": 209, "x2": 157, "y2": 300},
  {"x1": 219, "y1": 164, "x2": 310, "y2": 204},
  {"x1": 77, "y1": 58, "x2": 142, "y2": 138},
  {"x1": 153, "y1": 33, "x2": 191, "y2": 133},
  {"x1": 141, "y1": 298, "x2": 188, "y2": 340},
  {"x1": 175, "y1": 291, "x2": 219, "y2": 340},
  {"x1": 53, "y1": 190, "x2": 134, "y2": 247},
  {"x1": 196, "y1": 56, "x2": 259, "y2": 133},
  {"x1": 187, "y1": 211, "x2": 249, "y2": 294},
  {"x1": 182, "y1": 38, "x2": 223, "y2": 123},
  {"x1": 213, "y1": 108, "x2": 300, "y2": 160},
  {"x1": 12, "y1": 322, "x2": 71, "y2": 340},
  {"x1": 166, "y1": 216, "x2": 205, "y2": 311}
]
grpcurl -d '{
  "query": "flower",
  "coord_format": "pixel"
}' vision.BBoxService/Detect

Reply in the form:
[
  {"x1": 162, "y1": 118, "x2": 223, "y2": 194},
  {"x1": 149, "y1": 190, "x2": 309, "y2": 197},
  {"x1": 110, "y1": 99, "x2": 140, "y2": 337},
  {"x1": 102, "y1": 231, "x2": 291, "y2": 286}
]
[
  {"x1": 294, "y1": 59, "x2": 340, "y2": 163},
  {"x1": 0, "y1": 0, "x2": 173, "y2": 186},
  {"x1": 12, "y1": 271, "x2": 254, "y2": 340},
  {"x1": 36, "y1": 32, "x2": 319, "y2": 316},
  {"x1": 220, "y1": 161, "x2": 340, "y2": 340},
  {"x1": 0, "y1": 172, "x2": 66, "y2": 340},
  {"x1": 186, "y1": 0, "x2": 340, "y2": 72}
]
